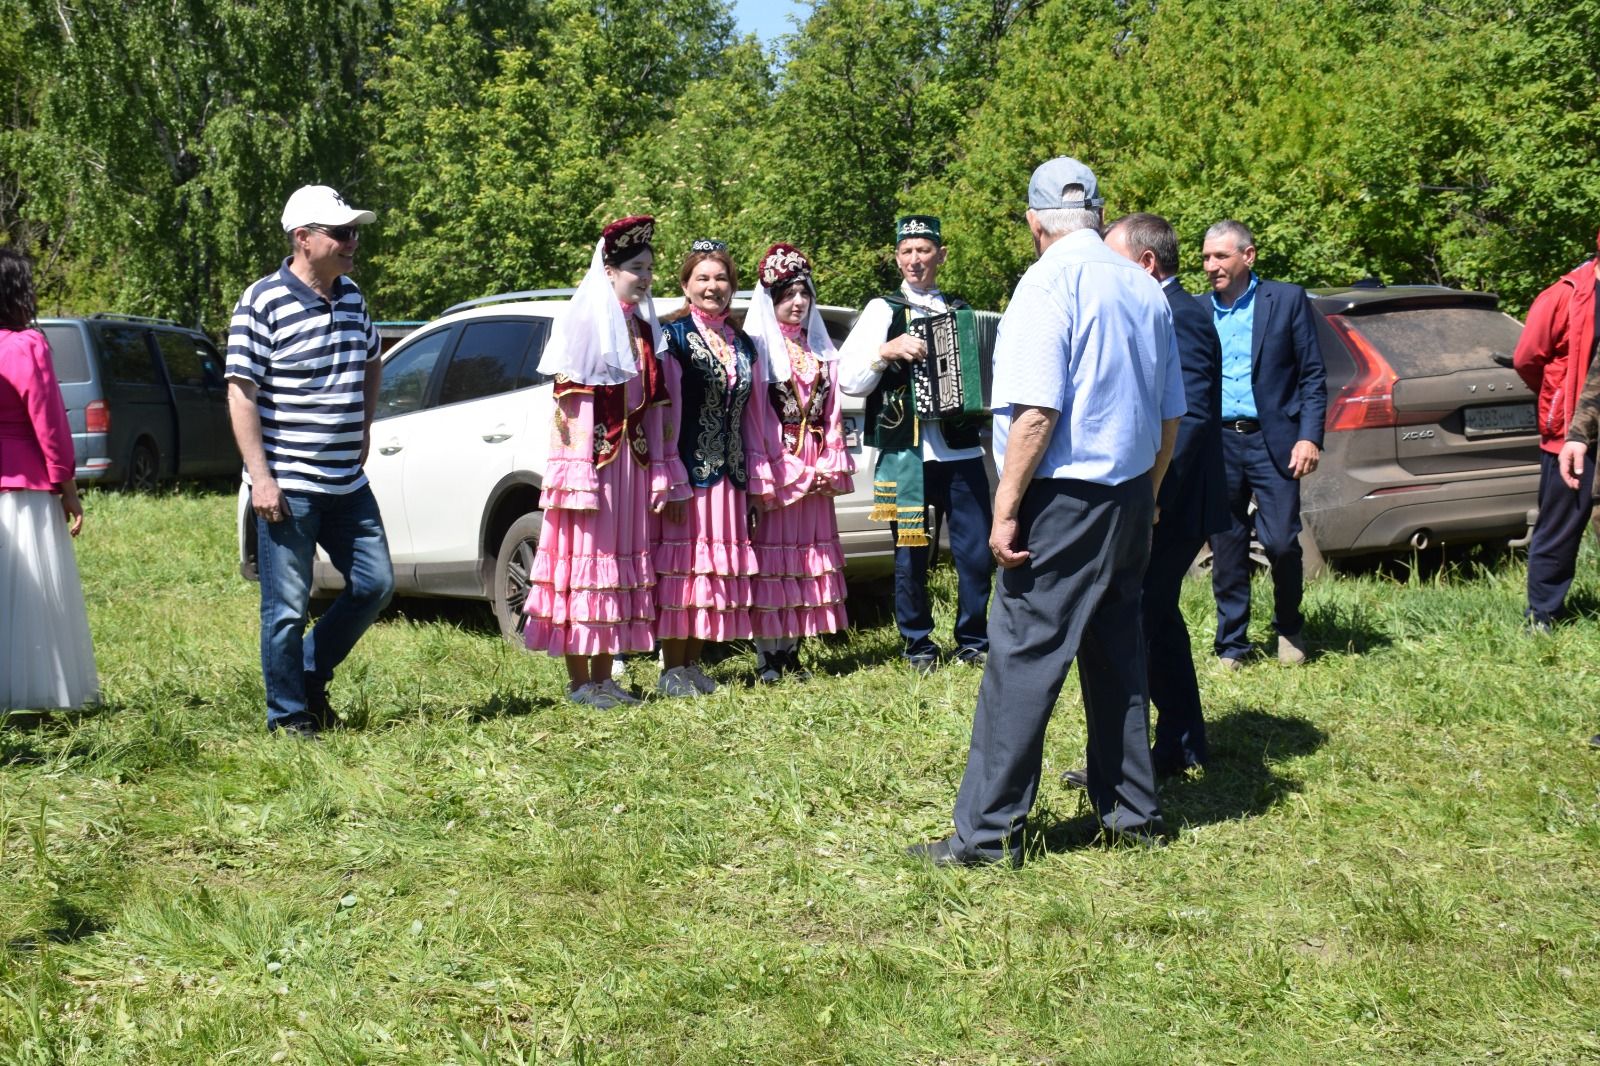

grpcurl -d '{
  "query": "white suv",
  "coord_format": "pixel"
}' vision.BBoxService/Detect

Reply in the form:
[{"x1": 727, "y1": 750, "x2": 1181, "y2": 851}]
[{"x1": 237, "y1": 289, "x2": 898, "y2": 640}]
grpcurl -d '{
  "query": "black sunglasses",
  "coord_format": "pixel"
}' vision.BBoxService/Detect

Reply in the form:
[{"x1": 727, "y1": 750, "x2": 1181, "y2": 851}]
[{"x1": 306, "y1": 224, "x2": 359, "y2": 242}]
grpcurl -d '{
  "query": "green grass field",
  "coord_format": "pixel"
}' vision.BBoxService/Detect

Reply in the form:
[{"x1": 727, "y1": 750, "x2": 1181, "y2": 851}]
[{"x1": 1, "y1": 487, "x2": 1597, "y2": 1064}]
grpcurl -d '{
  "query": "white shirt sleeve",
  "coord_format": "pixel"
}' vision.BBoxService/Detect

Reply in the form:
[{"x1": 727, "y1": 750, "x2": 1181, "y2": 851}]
[{"x1": 837, "y1": 298, "x2": 896, "y2": 397}]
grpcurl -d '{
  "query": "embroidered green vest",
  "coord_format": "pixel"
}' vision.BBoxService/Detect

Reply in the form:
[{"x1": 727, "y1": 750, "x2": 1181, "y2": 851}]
[{"x1": 863, "y1": 294, "x2": 985, "y2": 452}]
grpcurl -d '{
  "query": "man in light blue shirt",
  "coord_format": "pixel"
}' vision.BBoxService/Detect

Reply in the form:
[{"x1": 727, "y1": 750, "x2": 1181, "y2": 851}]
[
  {"x1": 908, "y1": 158, "x2": 1185, "y2": 866},
  {"x1": 1201, "y1": 220, "x2": 1326, "y2": 669}
]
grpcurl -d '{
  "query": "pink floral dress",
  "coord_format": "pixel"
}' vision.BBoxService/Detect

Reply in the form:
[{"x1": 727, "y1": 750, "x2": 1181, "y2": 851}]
[
  {"x1": 522, "y1": 314, "x2": 689, "y2": 656},
  {"x1": 654, "y1": 306, "x2": 783, "y2": 640},
  {"x1": 752, "y1": 323, "x2": 853, "y2": 638}
]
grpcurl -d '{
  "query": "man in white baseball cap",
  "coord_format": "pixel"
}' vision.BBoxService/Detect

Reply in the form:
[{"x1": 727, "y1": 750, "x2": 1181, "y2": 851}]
[
  {"x1": 279, "y1": 184, "x2": 377, "y2": 232},
  {"x1": 224, "y1": 184, "x2": 392, "y2": 737}
]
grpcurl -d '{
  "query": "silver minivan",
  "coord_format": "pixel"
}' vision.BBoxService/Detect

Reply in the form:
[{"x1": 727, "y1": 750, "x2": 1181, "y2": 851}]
[{"x1": 38, "y1": 314, "x2": 239, "y2": 488}]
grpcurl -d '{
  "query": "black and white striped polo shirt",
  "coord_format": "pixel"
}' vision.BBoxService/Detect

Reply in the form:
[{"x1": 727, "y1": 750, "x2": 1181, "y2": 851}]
[{"x1": 226, "y1": 259, "x2": 380, "y2": 495}]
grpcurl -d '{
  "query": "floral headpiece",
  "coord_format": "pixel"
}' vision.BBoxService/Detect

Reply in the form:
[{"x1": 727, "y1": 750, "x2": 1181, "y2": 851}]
[
  {"x1": 602, "y1": 215, "x2": 654, "y2": 264},
  {"x1": 759, "y1": 243, "x2": 812, "y2": 290}
]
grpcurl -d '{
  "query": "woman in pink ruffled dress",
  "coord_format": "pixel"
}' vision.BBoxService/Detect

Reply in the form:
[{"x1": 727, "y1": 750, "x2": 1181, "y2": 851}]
[
  {"x1": 653, "y1": 239, "x2": 781, "y2": 696},
  {"x1": 522, "y1": 216, "x2": 689, "y2": 708},
  {"x1": 746, "y1": 244, "x2": 852, "y2": 682}
]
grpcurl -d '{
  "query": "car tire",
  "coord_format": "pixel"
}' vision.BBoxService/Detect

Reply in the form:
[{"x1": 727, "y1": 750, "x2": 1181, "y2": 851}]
[
  {"x1": 125, "y1": 440, "x2": 159, "y2": 492},
  {"x1": 491, "y1": 512, "x2": 541, "y2": 644}
]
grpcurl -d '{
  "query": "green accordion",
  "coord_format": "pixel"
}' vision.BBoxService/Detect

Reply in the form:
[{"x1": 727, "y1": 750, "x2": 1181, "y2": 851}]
[{"x1": 906, "y1": 308, "x2": 998, "y2": 420}]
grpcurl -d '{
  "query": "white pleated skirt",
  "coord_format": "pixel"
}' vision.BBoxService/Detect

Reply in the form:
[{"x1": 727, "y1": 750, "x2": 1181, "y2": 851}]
[{"x1": 0, "y1": 489, "x2": 99, "y2": 711}]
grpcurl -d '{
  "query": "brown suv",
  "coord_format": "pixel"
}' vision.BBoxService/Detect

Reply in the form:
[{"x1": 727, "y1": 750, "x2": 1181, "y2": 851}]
[{"x1": 1297, "y1": 284, "x2": 1537, "y2": 569}]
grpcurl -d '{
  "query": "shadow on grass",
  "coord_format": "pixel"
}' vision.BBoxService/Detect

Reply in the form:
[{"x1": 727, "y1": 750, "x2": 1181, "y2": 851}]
[
  {"x1": 1302, "y1": 599, "x2": 1393, "y2": 656},
  {"x1": 6, "y1": 896, "x2": 109, "y2": 953},
  {"x1": 1032, "y1": 707, "x2": 1327, "y2": 851},
  {"x1": 462, "y1": 690, "x2": 553, "y2": 722},
  {"x1": 368, "y1": 596, "x2": 504, "y2": 636}
]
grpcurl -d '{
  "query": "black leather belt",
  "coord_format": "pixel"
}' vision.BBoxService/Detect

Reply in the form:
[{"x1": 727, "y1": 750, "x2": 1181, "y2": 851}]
[{"x1": 1222, "y1": 418, "x2": 1262, "y2": 433}]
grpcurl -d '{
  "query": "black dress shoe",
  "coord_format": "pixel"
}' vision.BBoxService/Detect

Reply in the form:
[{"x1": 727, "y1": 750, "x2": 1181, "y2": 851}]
[
  {"x1": 1060, "y1": 767, "x2": 1089, "y2": 790},
  {"x1": 907, "y1": 656, "x2": 939, "y2": 676},
  {"x1": 905, "y1": 836, "x2": 1021, "y2": 868},
  {"x1": 1588, "y1": 734, "x2": 1600, "y2": 750},
  {"x1": 756, "y1": 660, "x2": 782, "y2": 685},
  {"x1": 953, "y1": 648, "x2": 987, "y2": 667}
]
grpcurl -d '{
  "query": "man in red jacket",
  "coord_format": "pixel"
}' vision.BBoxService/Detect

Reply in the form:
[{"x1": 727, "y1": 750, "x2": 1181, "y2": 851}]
[{"x1": 1512, "y1": 230, "x2": 1599, "y2": 633}]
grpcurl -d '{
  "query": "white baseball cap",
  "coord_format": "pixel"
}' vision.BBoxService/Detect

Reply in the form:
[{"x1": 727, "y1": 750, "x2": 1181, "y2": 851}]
[{"x1": 280, "y1": 185, "x2": 376, "y2": 232}]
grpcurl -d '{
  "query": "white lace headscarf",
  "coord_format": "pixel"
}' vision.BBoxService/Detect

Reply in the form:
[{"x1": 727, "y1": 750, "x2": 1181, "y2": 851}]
[
  {"x1": 539, "y1": 219, "x2": 663, "y2": 385},
  {"x1": 748, "y1": 243, "x2": 837, "y2": 383}
]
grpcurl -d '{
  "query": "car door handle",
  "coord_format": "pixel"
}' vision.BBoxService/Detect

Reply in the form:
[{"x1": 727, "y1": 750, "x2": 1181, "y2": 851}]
[
  {"x1": 482, "y1": 427, "x2": 512, "y2": 443},
  {"x1": 378, "y1": 439, "x2": 402, "y2": 455}
]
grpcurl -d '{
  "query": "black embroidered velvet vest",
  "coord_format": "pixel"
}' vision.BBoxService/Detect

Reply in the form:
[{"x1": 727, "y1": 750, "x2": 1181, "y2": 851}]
[
  {"x1": 663, "y1": 315, "x2": 755, "y2": 489},
  {"x1": 863, "y1": 293, "x2": 983, "y2": 452},
  {"x1": 769, "y1": 358, "x2": 830, "y2": 456}
]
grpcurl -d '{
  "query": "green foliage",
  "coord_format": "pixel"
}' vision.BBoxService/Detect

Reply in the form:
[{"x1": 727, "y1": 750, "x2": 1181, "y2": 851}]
[
  {"x1": 6, "y1": 0, "x2": 1600, "y2": 326},
  {"x1": 923, "y1": 0, "x2": 1600, "y2": 313},
  {"x1": 362, "y1": 0, "x2": 740, "y2": 319},
  {"x1": 7, "y1": 0, "x2": 378, "y2": 329}
]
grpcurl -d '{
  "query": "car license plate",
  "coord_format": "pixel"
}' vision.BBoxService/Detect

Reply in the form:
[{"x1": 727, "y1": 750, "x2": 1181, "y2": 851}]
[{"x1": 1463, "y1": 402, "x2": 1535, "y2": 435}]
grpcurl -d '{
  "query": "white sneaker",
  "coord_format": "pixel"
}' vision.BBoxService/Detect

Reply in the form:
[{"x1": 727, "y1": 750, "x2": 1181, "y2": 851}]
[
  {"x1": 597, "y1": 678, "x2": 642, "y2": 706},
  {"x1": 567, "y1": 682, "x2": 619, "y2": 709},
  {"x1": 657, "y1": 666, "x2": 702, "y2": 698},
  {"x1": 682, "y1": 663, "x2": 718, "y2": 694}
]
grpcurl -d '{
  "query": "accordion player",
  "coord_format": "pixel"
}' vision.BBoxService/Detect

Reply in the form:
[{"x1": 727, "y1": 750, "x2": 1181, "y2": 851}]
[{"x1": 905, "y1": 309, "x2": 1000, "y2": 421}]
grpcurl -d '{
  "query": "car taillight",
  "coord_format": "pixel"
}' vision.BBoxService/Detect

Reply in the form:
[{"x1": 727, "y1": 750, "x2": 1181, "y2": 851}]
[
  {"x1": 1324, "y1": 315, "x2": 1437, "y2": 431},
  {"x1": 85, "y1": 399, "x2": 110, "y2": 434}
]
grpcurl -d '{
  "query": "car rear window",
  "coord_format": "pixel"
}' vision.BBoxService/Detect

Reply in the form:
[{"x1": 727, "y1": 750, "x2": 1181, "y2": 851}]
[
  {"x1": 39, "y1": 325, "x2": 91, "y2": 383},
  {"x1": 437, "y1": 320, "x2": 537, "y2": 406},
  {"x1": 1338, "y1": 306, "x2": 1522, "y2": 376}
]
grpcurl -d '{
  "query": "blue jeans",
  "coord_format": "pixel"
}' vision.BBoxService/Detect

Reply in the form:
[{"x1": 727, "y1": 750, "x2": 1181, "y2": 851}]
[
  {"x1": 256, "y1": 485, "x2": 394, "y2": 731},
  {"x1": 892, "y1": 455, "x2": 993, "y2": 659}
]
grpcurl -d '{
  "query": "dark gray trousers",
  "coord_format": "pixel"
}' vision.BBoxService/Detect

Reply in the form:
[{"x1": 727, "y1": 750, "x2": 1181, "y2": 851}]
[{"x1": 952, "y1": 475, "x2": 1163, "y2": 859}]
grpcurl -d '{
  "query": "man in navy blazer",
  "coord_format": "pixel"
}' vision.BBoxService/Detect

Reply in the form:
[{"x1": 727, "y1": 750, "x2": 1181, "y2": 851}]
[
  {"x1": 1201, "y1": 219, "x2": 1326, "y2": 668},
  {"x1": 1089, "y1": 213, "x2": 1229, "y2": 777}
]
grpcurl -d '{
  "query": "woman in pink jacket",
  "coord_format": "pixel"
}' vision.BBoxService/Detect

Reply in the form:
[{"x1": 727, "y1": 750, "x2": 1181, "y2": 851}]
[{"x1": 0, "y1": 247, "x2": 98, "y2": 710}]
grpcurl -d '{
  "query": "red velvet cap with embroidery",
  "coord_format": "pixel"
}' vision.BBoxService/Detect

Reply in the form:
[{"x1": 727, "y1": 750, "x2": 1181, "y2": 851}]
[
  {"x1": 602, "y1": 215, "x2": 655, "y2": 264},
  {"x1": 759, "y1": 243, "x2": 811, "y2": 289}
]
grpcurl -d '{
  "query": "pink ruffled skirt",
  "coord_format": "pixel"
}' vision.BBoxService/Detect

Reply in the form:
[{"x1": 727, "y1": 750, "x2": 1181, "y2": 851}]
[
  {"x1": 751, "y1": 476, "x2": 848, "y2": 640},
  {"x1": 523, "y1": 453, "x2": 657, "y2": 657},
  {"x1": 654, "y1": 479, "x2": 757, "y2": 640}
]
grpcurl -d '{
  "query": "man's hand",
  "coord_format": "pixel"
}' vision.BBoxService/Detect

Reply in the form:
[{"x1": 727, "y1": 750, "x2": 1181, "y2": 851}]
[
  {"x1": 1288, "y1": 440, "x2": 1320, "y2": 479},
  {"x1": 879, "y1": 334, "x2": 928, "y2": 363},
  {"x1": 990, "y1": 514, "x2": 1030, "y2": 569},
  {"x1": 252, "y1": 476, "x2": 287, "y2": 524},
  {"x1": 1559, "y1": 440, "x2": 1589, "y2": 490}
]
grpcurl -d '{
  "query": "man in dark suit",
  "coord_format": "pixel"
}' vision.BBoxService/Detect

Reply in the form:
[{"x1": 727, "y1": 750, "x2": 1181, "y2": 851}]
[
  {"x1": 1201, "y1": 219, "x2": 1326, "y2": 668},
  {"x1": 1062, "y1": 213, "x2": 1228, "y2": 786}
]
